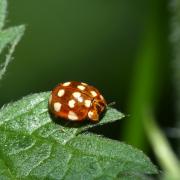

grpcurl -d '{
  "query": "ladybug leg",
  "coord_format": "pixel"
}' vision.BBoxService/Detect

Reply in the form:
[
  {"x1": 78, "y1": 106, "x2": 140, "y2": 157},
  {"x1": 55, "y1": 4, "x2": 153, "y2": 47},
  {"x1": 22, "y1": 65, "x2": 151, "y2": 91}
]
[
  {"x1": 88, "y1": 100, "x2": 106, "y2": 122},
  {"x1": 64, "y1": 121, "x2": 71, "y2": 126},
  {"x1": 60, "y1": 127, "x2": 66, "y2": 133},
  {"x1": 60, "y1": 121, "x2": 71, "y2": 132}
]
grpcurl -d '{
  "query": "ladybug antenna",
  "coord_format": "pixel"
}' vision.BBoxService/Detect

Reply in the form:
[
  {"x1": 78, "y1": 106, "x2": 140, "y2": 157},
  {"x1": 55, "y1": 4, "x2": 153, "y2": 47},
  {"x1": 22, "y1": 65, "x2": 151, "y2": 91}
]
[
  {"x1": 107, "y1": 101, "x2": 116, "y2": 107},
  {"x1": 125, "y1": 114, "x2": 130, "y2": 117}
]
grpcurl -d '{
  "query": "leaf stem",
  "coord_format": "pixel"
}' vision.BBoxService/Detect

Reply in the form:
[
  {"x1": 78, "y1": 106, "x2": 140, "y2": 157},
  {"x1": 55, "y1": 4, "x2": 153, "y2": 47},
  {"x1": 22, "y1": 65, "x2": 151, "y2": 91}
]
[{"x1": 143, "y1": 109, "x2": 180, "y2": 179}]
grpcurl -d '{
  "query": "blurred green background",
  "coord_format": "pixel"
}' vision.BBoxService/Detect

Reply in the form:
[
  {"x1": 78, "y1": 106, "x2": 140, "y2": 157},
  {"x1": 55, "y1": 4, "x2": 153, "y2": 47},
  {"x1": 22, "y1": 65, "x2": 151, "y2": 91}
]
[{"x1": 1, "y1": 0, "x2": 175, "y2": 165}]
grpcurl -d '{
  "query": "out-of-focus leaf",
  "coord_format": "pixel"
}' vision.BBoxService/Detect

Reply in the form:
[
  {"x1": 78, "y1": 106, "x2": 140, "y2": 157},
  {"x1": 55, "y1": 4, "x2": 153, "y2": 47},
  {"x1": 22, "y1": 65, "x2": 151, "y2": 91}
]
[
  {"x1": 0, "y1": 25, "x2": 25, "y2": 81},
  {"x1": 0, "y1": 0, "x2": 25, "y2": 81},
  {"x1": 0, "y1": 0, "x2": 7, "y2": 30}
]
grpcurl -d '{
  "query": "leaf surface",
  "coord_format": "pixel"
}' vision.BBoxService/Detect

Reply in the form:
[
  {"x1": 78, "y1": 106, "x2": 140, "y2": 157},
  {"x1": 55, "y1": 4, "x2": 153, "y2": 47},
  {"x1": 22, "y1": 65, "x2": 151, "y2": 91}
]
[{"x1": 0, "y1": 92, "x2": 158, "y2": 179}]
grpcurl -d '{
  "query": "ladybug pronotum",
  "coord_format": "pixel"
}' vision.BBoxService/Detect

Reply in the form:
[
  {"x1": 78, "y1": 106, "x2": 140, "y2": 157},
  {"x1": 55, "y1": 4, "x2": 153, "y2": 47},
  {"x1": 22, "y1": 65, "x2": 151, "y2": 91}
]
[{"x1": 49, "y1": 81, "x2": 107, "y2": 122}]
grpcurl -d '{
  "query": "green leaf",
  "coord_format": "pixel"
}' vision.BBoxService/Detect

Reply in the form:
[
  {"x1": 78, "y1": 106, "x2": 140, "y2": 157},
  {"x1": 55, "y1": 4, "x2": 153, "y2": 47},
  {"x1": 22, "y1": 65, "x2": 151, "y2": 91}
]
[
  {"x1": 0, "y1": 26, "x2": 24, "y2": 53},
  {"x1": 0, "y1": 0, "x2": 7, "y2": 30},
  {"x1": 0, "y1": 0, "x2": 25, "y2": 81},
  {"x1": 0, "y1": 92, "x2": 158, "y2": 179},
  {"x1": 0, "y1": 25, "x2": 25, "y2": 81}
]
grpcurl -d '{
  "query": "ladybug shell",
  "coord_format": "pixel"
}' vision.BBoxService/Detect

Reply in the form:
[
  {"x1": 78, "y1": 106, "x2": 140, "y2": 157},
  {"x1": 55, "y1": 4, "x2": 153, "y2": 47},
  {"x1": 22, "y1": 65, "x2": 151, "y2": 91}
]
[{"x1": 49, "y1": 81, "x2": 107, "y2": 122}]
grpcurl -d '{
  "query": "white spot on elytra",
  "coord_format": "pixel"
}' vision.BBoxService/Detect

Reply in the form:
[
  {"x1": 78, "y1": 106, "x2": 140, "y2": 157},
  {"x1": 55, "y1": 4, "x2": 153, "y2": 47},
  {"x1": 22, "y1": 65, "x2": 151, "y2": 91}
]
[
  {"x1": 54, "y1": 102, "x2": 62, "y2": 112},
  {"x1": 81, "y1": 82, "x2": 87, "y2": 86},
  {"x1": 78, "y1": 96, "x2": 84, "y2": 102},
  {"x1": 88, "y1": 111, "x2": 94, "y2": 119},
  {"x1": 91, "y1": 91, "x2": 97, "y2": 97},
  {"x1": 73, "y1": 92, "x2": 81, "y2": 98},
  {"x1": 72, "y1": 92, "x2": 84, "y2": 102},
  {"x1": 85, "y1": 100, "x2": 91, "y2": 108},
  {"x1": 63, "y1": 82, "x2": 71, "y2": 86},
  {"x1": 49, "y1": 94, "x2": 52, "y2": 104},
  {"x1": 57, "y1": 89, "x2": 65, "y2": 97},
  {"x1": 68, "y1": 111, "x2": 78, "y2": 120},
  {"x1": 100, "y1": 95, "x2": 104, "y2": 100},
  {"x1": 77, "y1": 85, "x2": 85, "y2": 91},
  {"x1": 68, "y1": 99, "x2": 76, "y2": 108}
]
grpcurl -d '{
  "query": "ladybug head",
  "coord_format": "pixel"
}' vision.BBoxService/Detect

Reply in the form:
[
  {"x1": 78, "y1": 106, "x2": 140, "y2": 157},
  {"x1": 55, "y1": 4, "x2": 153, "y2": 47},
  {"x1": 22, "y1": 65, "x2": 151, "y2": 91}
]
[
  {"x1": 94, "y1": 100, "x2": 106, "y2": 114},
  {"x1": 88, "y1": 98, "x2": 107, "y2": 122}
]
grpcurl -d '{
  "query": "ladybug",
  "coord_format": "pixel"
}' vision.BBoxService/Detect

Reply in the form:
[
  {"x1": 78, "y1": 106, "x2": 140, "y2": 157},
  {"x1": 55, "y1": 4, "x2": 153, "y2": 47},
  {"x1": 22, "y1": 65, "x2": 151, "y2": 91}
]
[{"x1": 49, "y1": 81, "x2": 107, "y2": 122}]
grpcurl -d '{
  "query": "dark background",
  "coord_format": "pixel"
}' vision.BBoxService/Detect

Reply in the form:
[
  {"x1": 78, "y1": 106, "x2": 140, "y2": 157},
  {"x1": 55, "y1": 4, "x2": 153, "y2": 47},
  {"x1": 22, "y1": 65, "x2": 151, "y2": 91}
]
[{"x1": 0, "y1": 0, "x2": 174, "y2": 162}]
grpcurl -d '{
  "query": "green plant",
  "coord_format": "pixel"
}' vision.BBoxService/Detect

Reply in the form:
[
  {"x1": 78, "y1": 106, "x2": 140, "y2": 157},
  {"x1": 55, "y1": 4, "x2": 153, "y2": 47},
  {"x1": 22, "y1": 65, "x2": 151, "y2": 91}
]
[
  {"x1": 0, "y1": 92, "x2": 158, "y2": 179},
  {"x1": 0, "y1": 0, "x2": 158, "y2": 179},
  {"x1": 171, "y1": 0, "x2": 180, "y2": 158},
  {"x1": 0, "y1": 0, "x2": 25, "y2": 81},
  {"x1": 122, "y1": 0, "x2": 180, "y2": 179}
]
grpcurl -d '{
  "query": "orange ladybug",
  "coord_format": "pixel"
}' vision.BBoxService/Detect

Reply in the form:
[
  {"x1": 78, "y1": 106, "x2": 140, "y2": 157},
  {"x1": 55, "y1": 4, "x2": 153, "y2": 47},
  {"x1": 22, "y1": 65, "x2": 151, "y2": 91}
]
[{"x1": 49, "y1": 81, "x2": 107, "y2": 122}]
